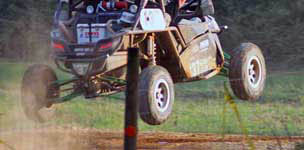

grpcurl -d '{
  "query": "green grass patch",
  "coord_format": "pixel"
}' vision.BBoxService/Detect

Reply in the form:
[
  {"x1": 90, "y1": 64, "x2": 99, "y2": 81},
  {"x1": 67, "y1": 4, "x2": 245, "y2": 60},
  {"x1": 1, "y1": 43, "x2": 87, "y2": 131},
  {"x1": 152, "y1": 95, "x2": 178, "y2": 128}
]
[{"x1": 0, "y1": 62, "x2": 304, "y2": 136}]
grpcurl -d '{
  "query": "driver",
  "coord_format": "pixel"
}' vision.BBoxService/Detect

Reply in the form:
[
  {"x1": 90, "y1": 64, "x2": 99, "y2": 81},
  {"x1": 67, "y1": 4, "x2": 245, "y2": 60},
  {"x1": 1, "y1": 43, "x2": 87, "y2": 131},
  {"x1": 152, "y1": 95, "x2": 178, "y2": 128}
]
[
  {"x1": 198, "y1": 0, "x2": 214, "y2": 16},
  {"x1": 177, "y1": 0, "x2": 214, "y2": 16}
]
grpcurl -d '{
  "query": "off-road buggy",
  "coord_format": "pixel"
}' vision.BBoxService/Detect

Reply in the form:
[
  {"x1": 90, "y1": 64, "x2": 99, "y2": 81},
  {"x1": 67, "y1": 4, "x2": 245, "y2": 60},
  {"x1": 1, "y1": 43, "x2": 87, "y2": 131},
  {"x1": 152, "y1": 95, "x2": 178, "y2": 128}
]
[{"x1": 21, "y1": 0, "x2": 266, "y2": 124}]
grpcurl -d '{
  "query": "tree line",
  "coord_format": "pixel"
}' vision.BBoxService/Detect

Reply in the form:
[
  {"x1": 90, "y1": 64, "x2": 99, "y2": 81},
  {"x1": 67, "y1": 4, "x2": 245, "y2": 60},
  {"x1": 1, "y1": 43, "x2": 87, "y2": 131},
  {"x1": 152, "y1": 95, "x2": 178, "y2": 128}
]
[{"x1": 0, "y1": 0, "x2": 304, "y2": 67}]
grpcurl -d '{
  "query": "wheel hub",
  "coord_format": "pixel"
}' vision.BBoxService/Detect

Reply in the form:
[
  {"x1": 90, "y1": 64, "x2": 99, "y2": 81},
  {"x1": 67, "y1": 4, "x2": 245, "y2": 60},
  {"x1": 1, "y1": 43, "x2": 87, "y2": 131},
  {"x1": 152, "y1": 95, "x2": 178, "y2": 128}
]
[
  {"x1": 154, "y1": 79, "x2": 170, "y2": 112},
  {"x1": 247, "y1": 56, "x2": 262, "y2": 88}
]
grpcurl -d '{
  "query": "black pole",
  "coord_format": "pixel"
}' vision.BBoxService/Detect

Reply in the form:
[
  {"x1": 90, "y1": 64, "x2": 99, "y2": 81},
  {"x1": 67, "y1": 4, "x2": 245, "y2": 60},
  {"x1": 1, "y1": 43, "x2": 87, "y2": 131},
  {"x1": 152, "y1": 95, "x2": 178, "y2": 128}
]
[{"x1": 124, "y1": 48, "x2": 139, "y2": 150}]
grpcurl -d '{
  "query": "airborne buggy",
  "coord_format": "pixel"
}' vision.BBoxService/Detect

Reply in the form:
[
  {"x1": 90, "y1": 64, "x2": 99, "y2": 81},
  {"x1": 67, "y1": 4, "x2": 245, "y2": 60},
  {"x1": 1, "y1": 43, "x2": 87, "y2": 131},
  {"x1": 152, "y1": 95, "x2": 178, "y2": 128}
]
[{"x1": 21, "y1": 0, "x2": 266, "y2": 124}]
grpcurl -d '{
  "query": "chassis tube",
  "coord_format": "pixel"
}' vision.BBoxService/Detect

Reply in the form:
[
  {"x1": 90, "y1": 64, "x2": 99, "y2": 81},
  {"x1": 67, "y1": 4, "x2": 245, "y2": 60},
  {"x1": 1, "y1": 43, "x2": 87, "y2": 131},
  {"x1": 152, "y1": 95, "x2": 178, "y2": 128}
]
[
  {"x1": 219, "y1": 51, "x2": 231, "y2": 77},
  {"x1": 52, "y1": 92, "x2": 82, "y2": 104}
]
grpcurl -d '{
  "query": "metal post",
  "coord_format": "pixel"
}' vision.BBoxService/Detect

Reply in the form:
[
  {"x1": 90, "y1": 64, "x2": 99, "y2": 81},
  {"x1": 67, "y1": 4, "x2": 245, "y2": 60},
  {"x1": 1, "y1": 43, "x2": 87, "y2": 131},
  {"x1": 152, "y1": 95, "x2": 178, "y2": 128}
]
[{"x1": 124, "y1": 48, "x2": 139, "y2": 150}]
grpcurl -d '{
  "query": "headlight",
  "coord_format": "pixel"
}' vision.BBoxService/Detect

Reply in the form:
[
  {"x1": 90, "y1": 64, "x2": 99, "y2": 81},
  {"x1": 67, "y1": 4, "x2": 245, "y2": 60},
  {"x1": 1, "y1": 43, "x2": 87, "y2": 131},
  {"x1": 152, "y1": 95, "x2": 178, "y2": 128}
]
[
  {"x1": 72, "y1": 63, "x2": 90, "y2": 75},
  {"x1": 86, "y1": 5, "x2": 95, "y2": 14}
]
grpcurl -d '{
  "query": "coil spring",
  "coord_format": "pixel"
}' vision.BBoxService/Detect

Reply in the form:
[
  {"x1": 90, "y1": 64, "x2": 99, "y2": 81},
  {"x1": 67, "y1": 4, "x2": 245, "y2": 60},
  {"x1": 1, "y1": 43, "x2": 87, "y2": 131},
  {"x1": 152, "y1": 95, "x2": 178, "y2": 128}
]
[{"x1": 154, "y1": 43, "x2": 162, "y2": 66}]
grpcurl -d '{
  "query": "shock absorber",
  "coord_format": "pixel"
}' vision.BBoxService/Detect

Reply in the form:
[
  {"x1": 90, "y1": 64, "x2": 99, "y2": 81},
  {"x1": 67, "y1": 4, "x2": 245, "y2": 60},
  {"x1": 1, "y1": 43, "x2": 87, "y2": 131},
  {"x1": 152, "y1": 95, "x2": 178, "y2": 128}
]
[{"x1": 147, "y1": 34, "x2": 156, "y2": 65}]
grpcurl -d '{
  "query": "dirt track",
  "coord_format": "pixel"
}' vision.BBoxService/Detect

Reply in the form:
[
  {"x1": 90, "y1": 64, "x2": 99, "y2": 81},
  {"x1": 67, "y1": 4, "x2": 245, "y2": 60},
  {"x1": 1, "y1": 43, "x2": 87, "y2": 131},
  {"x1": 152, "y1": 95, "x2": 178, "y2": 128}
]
[{"x1": 1, "y1": 126, "x2": 304, "y2": 150}]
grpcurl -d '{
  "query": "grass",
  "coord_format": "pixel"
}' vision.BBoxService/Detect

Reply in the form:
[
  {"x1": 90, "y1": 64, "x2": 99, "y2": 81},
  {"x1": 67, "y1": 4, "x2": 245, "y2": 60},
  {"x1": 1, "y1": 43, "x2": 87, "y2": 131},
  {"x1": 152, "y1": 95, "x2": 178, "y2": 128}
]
[{"x1": 0, "y1": 62, "x2": 304, "y2": 136}]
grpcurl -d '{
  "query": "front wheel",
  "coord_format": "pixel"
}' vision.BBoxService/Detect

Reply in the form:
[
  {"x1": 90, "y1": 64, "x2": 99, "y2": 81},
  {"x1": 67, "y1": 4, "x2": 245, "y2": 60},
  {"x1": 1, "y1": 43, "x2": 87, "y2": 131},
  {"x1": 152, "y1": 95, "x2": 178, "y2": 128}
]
[
  {"x1": 229, "y1": 43, "x2": 266, "y2": 101},
  {"x1": 138, "y1": 66, "x2": 174, "y2": 125}
]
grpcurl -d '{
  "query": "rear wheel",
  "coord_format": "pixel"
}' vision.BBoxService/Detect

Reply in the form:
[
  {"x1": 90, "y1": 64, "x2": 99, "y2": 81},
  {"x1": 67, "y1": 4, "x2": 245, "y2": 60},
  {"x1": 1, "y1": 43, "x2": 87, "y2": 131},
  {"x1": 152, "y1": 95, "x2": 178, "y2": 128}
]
[
  {"x1": 139, "y1": 66, "x2": 174, "y2": 125},
  {"x1": 21, "y1": 64, "x2": 59, "y2": 122},
  {"x1": 229, "y1": 43, "x2": 266, "y2": 100}
]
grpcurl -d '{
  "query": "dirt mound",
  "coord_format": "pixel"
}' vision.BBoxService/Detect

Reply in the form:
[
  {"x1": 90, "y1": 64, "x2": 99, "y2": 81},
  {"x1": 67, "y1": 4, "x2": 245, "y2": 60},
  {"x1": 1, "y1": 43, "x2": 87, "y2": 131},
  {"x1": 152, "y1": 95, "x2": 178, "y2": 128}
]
[{"x1": 1, "y1": 126, "x2": 304, "y2": 150}]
